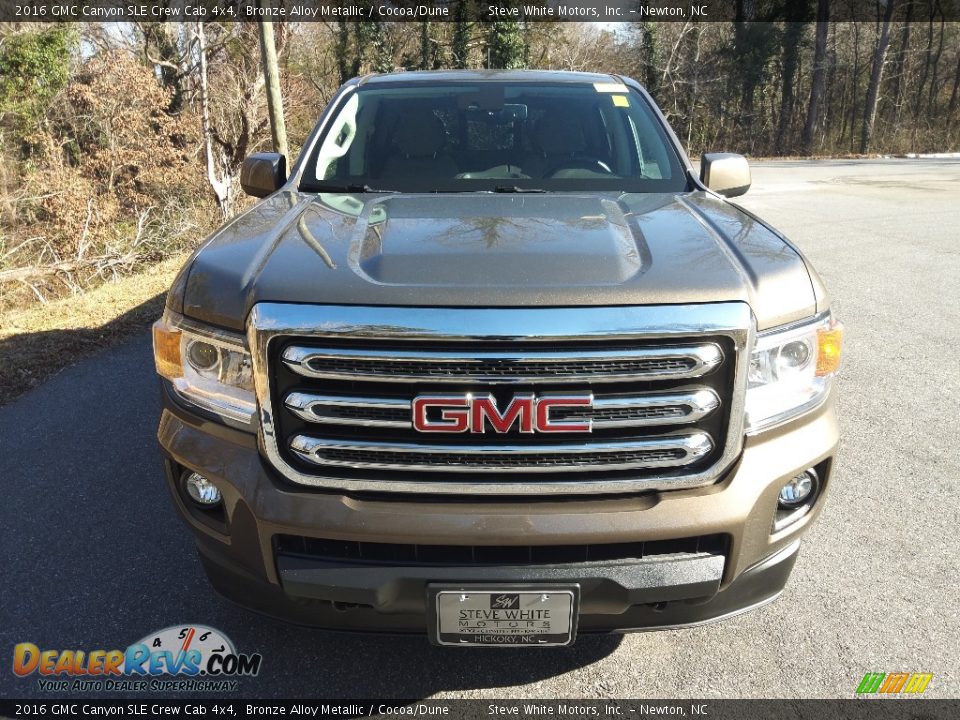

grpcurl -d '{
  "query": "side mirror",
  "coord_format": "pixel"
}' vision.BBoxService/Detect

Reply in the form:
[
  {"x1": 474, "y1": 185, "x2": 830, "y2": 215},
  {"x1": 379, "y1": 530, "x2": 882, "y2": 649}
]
[
  {"x1": 700, "y1": 152, "x2": 751, "y2": 198},
  {"x1": 240, "y1": 152, "x2": 287, "y2": 198}
]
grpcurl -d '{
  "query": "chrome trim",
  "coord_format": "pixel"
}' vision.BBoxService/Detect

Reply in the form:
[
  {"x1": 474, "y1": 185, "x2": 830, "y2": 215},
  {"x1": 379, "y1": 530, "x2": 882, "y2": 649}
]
[
  {"x1": 170, "y1": 379, "x2": 256, "y2": 425},
  {"x1": 289, "y1": 432, "x2": 713, "y2": 473},
  {"x1": 591, "y1": 389, "x2": 720, "y2": 428},
  {"x1": 281, "y1": 344, "x2": 722, "y2": 384},
  {"x1": 755, "y1": 310, "x2": 832, "y2": 341},
  {"x1": 285, "y1": 392, "x2": 411, "y2": 428},
  {"x1": 249, "y1": 302, "x2": 754, "y2": 495},
  {"x1": 283, "y1": 388, "x2": 720, "y2": 431}
]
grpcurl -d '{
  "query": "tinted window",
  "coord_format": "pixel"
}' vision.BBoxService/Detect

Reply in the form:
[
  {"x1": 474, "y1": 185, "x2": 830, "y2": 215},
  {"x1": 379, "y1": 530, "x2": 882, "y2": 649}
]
[{"x1": 300, "y1": 81, "x2": 688, "y2": 193}]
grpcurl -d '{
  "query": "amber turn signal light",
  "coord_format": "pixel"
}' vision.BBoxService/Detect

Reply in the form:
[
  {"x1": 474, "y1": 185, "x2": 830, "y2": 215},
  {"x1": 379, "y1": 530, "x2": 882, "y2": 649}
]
[
  {"x1": 153, "y1": 319, "x2": 183, "y2": 380},
  {"x1": 816, "y1": 322, "x2": 843, "y2": 376}
]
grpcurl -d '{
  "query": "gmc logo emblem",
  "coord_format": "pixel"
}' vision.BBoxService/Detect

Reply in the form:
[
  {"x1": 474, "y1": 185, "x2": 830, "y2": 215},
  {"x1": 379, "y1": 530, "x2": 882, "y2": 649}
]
[{"x1": 412, "y1": 393, "x2": 592, "y2": 434}]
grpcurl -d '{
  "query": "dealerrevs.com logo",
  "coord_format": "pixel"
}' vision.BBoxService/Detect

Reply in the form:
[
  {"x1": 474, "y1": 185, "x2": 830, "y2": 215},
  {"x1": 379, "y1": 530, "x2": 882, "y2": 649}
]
[{"x1": 12, "y1": 625, "x2": 262, "y2": 692}]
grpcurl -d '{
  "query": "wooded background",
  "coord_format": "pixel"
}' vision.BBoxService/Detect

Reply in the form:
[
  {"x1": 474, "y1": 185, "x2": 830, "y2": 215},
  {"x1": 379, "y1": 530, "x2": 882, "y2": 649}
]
[{"x1": 1, "y1": 12, "x2": 958, "y2": 313}]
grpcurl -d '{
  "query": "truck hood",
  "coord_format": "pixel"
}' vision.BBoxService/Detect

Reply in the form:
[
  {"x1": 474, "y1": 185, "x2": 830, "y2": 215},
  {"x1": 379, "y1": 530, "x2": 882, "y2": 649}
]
[{"x1": 178, "y1": 190, "x2": 816, "y2": 332}]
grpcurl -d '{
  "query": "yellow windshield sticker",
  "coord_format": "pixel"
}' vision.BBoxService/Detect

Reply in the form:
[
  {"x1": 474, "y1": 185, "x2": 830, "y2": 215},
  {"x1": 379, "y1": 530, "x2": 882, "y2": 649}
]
[
  {"x1": 612, "y1": 95, "x2": 629, "y2": 107},
  {"x1": 594, "y1": 82, "x2": 629, "y2": 93}
]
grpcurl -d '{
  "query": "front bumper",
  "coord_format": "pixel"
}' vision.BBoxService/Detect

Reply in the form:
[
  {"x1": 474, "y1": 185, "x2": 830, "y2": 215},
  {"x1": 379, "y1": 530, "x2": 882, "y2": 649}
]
[{"x1": 158, "y1": 386, "x2": 838, "y2": 633}]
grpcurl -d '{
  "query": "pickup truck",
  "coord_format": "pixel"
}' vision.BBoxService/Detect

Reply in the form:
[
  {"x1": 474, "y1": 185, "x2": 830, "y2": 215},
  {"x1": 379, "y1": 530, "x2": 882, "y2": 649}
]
[{"x1": 153, "y1": 70, "x2": 842, "y2": 646}]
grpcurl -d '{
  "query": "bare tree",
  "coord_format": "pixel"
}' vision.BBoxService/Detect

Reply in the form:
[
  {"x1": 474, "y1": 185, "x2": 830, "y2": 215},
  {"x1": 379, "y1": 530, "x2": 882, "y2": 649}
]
[
  {"x1": 192, "y1": 23, "x2": 269, "y2": 217},
  {"x1": 196, "y1": 22, "x2": 231, "y2": 216},
  {"x1": 777, "y1": 2, "x2": 812, "y2": 151},
  {"x1": 925, "y1": 11, "x2": 947, "y2": 118},
  {"x1": 860, "y1": 0, "x2": 897, "y2": 153},
  {"x1": 949, "y1": 52, "x2": 960, "y2": 125},
  {"x1": 803, "y1": 0, "x2": 831, "y2": 152},
  {"x1": 888, "y1": 1, "x2": 914, "y2": 128},
  {"x1": 259, "y1": 20, "x2": 289, "y2": 159}
]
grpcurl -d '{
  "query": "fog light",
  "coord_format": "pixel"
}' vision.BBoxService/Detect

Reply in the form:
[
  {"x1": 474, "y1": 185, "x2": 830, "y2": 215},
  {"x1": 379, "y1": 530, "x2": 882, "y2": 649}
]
[
  {"x1": 184, "y1": 472, "x2": 221, "y2": 506},
  {"x1": 779, "y1": 471, "x2": 815, "y2": 508}
]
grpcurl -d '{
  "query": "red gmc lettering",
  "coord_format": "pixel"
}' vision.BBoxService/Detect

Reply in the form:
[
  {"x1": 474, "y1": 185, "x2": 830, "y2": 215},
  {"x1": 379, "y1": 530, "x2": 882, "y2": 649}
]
[
  {"x1": 412, "y1": 394, "x2": 592, "y2": 434},
  {"x1": 470, "y1": 395, "x2": 534, "y2": 434},
  {"x1": 412, "y1": 395, "x2": 470, "y2": 432}
]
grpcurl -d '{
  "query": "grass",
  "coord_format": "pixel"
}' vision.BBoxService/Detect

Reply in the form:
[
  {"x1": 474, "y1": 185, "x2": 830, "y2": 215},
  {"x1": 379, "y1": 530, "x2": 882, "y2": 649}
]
[{"x1": 0, "y1": 254, "x2": 187, "y2": 406}]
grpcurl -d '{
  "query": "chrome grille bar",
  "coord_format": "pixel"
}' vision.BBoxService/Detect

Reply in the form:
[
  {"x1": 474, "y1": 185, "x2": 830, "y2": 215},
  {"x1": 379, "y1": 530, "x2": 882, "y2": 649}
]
[
  {"x1": 284, "y1": 392, "x2": 411, "y2": 428},
  {"x1": 284, "y1": 389, "x2": 720, "y2": 430},
  {"x1": 587, "y1": 389, "x2": 719, "y2": 428},
  {"x1": 289, "y1": 433, "x2": 714, "y2": 473},
  {"x1": 281, "y1": 344, "x2": 722, "y2": 384}
]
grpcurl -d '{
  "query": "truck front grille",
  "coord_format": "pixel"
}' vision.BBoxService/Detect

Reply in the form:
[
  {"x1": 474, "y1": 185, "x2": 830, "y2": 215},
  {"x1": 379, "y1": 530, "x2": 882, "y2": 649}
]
[{"x1": 251, "y1": 304, "x2": 750, "y2": 495}]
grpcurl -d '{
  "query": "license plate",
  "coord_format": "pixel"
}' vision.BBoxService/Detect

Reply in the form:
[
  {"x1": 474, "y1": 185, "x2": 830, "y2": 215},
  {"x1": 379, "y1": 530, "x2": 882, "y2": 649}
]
[{"x1": 428, "y1": 586, "x2": 579, "y2": 647}]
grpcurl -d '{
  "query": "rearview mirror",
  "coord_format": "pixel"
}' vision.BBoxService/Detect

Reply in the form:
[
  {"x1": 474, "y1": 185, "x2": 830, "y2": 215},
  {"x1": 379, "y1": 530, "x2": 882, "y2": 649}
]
[
  {"x1": 466, "y1": 104, "x2": 529, "y2": 124},
  {"x1": 700, "y1": 153, "x2": 751, "y2": 198},
  {"x1": 241, "y1": 152, "x2": 287, "y2": 198}
]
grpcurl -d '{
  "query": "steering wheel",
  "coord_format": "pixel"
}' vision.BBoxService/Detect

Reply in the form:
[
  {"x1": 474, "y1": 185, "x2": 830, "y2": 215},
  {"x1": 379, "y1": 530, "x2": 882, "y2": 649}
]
[{"x1": 545, "y1": 158, "x2": 614, "y2": 177}]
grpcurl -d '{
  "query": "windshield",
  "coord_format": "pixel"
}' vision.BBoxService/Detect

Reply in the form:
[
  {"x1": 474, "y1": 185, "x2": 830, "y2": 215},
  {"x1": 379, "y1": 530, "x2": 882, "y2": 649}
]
[{"x1": 299, "y1": 81, "x2": 689, "y2": 194}]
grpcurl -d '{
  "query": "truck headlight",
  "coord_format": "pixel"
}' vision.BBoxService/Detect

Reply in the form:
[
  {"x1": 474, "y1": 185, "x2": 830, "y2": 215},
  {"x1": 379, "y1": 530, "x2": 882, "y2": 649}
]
[
  {"x1": 745, "y1": 313, "x2": 842, "y2": 432},
  {"x1": 152, "y1": 311, "x2": 256, "y2": 424}
]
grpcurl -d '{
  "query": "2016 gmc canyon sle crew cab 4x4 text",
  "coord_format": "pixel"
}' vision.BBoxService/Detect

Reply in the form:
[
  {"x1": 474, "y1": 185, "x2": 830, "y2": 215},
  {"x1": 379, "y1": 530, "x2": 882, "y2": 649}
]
[{"x1": 153, "y1": 71, "x2": 842, "y2": 646}]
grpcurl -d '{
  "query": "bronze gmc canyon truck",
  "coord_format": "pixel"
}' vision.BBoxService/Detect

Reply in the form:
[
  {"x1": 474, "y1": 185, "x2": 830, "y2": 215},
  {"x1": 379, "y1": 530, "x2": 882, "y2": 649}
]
[{"x1": 153, "y1": 70, "x2": 842, "y2": 646}]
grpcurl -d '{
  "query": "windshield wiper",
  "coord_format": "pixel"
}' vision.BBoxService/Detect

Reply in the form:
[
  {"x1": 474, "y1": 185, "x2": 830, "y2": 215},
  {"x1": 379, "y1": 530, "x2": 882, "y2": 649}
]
[
  {"x1": 492, "y1": 185, "x2": 547, "y2": 193},
  {"x1": 309, "y1": 183, "x2": 400, "y2": 194}
]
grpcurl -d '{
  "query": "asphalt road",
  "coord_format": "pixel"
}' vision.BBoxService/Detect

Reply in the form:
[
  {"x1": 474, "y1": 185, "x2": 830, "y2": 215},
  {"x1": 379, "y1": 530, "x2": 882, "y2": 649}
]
[{"x1": 1, "y1": 159, "x2": 958, "y2": 700}]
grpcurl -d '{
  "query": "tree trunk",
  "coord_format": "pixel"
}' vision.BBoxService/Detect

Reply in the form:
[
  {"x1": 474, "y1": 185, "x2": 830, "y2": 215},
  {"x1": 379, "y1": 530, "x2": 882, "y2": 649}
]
[
  {"x1": 732, "y1": 2, "x2": 754, "y2": 123},
  {"x1": 776, "y1": 18, "x2": 807, "y2": 152},
  {"x1": 452, "y1": 2, "x2": 470, "y2": 69},
  {"x1": 140, "y1": 22, "x2": 186, "y2": 114},
  {"x1": 731, "y1": 6, "x2": 779, "y2": 148},
  {"x1": 860, "y1": 0, "x2": 897, "y2": 154},
  {"x1": 684, "y1": 24, "x2": 703, "y2": 151},
  {"x1": 802, "y1": 0, "x2": 830, "y2": 152},
  {"x1": 420, "y1": 21, "x2": 431, "y2": 69},
  {"x1": 843, "y1": 22, "x2": 863, "y2": 150},
  {"x1": 889, "y1": 1, "x2": 913, "y2": 127},
  {"x1": 926, "y1": 14, "x2": 946, "y2": 118},
  {"x1": 914, "y1": 3, "x2": 936, "y2": 120},
  {"x1": 196, "y1": 22, "x2": 232, "y2": 217},
  {"x1": 823, "y1": 29, "x2": 840, "y2": 147},
  {"x1": 640, "y1": 22, "x2": 661, "y2": 98},
  {"x1": 949, "y1": 53, "x2": 960, "y2": 124},
  {"x1": 335, "y1": 21, "x2": 350, "y2": 84},
  {"x1": 258, "y1": 20, "x2": 289, "y2": 160}
]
